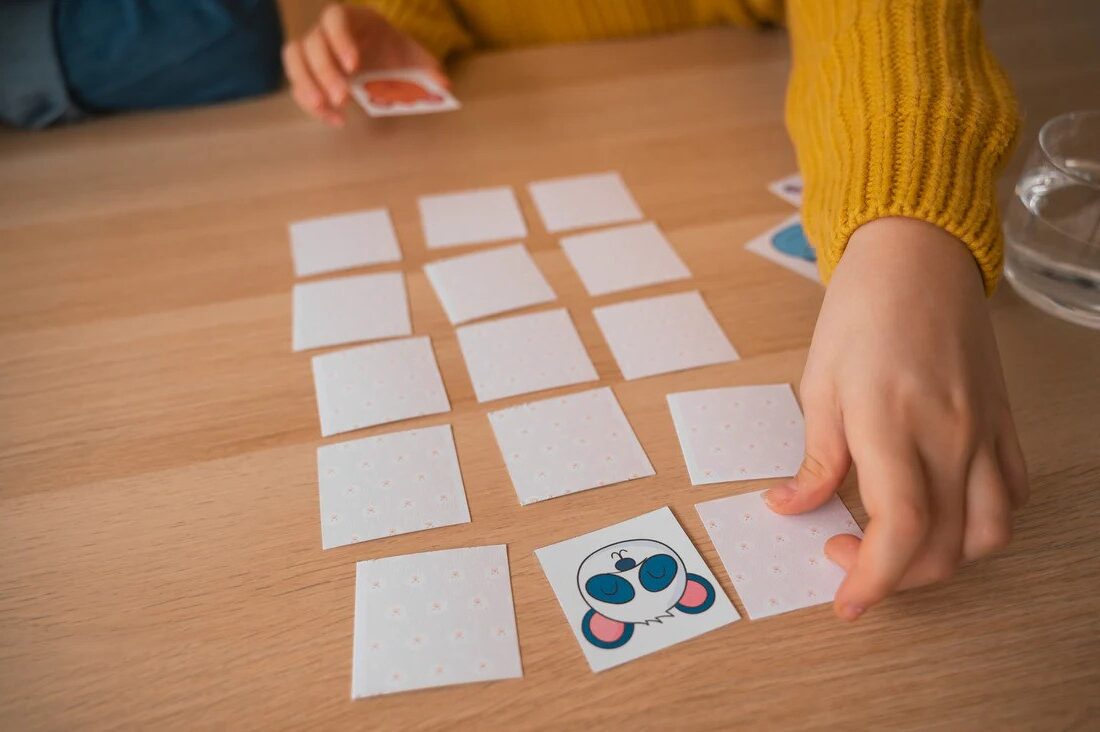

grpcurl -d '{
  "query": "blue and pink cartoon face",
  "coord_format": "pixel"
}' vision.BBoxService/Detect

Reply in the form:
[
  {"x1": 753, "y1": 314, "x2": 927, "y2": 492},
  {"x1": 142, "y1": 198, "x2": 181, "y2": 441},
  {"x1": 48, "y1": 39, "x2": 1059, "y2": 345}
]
[{"x1": 576, "y1": 539, "x2": 716, "y2": 649}]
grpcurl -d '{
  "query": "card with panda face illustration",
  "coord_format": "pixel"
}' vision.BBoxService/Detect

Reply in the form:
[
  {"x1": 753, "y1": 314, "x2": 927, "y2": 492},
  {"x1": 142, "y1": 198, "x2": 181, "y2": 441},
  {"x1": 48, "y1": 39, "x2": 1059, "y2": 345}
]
[{"x1": 535, "y1": 507, "x2": 739, "y2": 672}]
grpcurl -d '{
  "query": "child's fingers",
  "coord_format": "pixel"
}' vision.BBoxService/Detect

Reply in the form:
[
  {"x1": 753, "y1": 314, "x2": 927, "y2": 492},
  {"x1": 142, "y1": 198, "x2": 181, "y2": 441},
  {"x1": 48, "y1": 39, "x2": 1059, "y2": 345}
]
[
  {"x1": 828, "y1": 534, "x2": 936, "y2": 588},
  {"x1": 303, "y1": 28, "x2": 349, "y2": 109},
  {"x1": 320, "y1": 3, "x2": 360, "y2": 74},
  {"x1": 765, "y1": 393, "x2": 850, "y2": 514},
  {"x1": 900, "y1": 452, "x2": 966, "y2": 584},
  {"x1": 832, "y1": 446, "x2": 929, "y2": 620},
  {"x1": 283, "y1": 41, "x2": 330, "y2": 120},
  {"x1": 830, "y1": 450, "x2": 1013, "y2": 587},
  {"x1": 825, "y1": 534, "x2": 931, "y2": 592},
  {"x1": 823, "y1": 533, "x2": 860, "y2": 571},
  {"x1": 962, "y1": 449, "x2": 1014, "y2": 561}
]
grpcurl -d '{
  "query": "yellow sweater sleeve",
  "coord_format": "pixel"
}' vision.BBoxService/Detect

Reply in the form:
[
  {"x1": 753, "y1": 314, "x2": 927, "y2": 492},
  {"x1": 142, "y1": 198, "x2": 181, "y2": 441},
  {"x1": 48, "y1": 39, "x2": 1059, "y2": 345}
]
[
  {"x1": 785, "y1": 0, "x2": 1020, "y2": 294},
  {"x1": 357, "y1": 0, "x2": 474, "y2": 59},
  {"x1": 346, "y1": 0, "x2": 1019, "y2": 292}
]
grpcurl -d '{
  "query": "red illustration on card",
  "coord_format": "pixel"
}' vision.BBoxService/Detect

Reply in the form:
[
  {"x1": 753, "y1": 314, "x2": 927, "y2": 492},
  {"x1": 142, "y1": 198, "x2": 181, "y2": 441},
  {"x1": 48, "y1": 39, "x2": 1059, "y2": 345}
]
[{"x1": 362, "y1": 79, "x2": 442, "y2": 107}]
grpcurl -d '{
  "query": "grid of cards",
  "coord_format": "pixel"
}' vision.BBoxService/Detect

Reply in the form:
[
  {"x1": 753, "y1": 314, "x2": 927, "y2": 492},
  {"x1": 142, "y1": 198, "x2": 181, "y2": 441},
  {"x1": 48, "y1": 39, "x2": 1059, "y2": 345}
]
[{"x1": 283, "y1": 150, "x2": 859, "y2": 702}]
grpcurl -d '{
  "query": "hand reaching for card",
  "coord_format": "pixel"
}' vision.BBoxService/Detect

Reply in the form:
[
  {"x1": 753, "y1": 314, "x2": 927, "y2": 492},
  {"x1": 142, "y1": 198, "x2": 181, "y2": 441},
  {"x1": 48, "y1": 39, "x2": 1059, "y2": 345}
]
[
  {"x1": 282, "y1": 3, "x2": 448, "y2": 127},
  {"x1": 764, "y1": 217, "x2": 1028, "y2": 621}
]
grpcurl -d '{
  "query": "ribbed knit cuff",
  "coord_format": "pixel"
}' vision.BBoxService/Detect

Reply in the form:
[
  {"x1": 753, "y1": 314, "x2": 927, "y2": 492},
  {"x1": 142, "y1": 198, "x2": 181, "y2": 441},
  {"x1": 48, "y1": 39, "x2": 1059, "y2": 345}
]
[
  {"x1": 359, "y1": 0, "x2": 475, "y2": 60},
  {"x1": 786, "y1": 0, "x2": 1020, "y2": 295}
]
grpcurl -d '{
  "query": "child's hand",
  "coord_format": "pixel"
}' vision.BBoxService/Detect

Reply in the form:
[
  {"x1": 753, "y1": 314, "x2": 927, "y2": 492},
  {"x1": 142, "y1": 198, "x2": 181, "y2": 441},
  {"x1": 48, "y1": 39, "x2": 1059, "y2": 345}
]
[
  {"x1": 764, "y1": 217, "x2": 1028, "y2": 621},
  {"x1": 282, "y1": 3, "x2": 447, "y2": 127}
]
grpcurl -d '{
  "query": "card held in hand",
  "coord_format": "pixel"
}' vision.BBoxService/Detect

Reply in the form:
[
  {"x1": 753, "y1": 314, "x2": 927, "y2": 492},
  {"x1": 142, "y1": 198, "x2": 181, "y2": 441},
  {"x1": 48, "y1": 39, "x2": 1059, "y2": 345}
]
[{"x1": 352, "y1": 68, "x2": 460, "y2": 117}]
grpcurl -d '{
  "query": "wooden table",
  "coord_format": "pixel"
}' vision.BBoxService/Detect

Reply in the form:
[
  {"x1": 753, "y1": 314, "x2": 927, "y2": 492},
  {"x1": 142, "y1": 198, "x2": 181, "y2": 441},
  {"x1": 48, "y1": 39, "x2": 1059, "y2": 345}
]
[{"x1": 2, "y1": 4, "x2": 1099, "y2": 729}]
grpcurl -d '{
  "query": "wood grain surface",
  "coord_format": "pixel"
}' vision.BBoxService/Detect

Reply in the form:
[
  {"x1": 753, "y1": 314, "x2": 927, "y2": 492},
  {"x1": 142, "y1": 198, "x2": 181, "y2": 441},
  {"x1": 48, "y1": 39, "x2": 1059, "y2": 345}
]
[{"x1": 2, "y1": 3, "x2": 1099, "y2": 729}]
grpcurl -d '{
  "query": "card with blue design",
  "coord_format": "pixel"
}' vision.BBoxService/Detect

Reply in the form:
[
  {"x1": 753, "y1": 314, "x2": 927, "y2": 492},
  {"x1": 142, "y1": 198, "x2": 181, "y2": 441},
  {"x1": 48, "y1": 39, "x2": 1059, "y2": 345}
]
[
  {"x1": 744, "y1": 214, "x2": 822, "y2": 283},
  {"x1": 535, "y1": 507, "x2": 739, "y2": 672}
]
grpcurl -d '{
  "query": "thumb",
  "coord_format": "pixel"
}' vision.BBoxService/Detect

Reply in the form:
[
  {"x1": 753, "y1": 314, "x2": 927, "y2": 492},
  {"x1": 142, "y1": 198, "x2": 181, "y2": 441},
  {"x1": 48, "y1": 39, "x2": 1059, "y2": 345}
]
[{"x1": 765, "y1": 393, "x2": 851, "y2": 514}]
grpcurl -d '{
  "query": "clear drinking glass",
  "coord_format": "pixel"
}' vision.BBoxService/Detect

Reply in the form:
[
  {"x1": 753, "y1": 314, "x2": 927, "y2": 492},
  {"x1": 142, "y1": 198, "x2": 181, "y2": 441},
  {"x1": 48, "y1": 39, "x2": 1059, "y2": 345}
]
[{"x1": 1004, "y1": 110, "x2": 1100, "y2": 329}]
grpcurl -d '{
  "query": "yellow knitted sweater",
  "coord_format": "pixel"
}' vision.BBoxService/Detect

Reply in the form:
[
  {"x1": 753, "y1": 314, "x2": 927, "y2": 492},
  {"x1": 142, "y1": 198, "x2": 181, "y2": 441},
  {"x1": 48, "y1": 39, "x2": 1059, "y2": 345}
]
[{"x1": 357, "y1": 0, "x2": 1019, "y2": 292}]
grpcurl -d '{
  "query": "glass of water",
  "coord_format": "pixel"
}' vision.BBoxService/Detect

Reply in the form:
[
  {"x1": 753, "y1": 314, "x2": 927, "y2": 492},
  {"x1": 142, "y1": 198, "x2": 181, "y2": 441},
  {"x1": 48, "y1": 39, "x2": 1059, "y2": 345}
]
[{"x1": 1004, "y1": 110, "x2": 1100, "y2": 329}]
